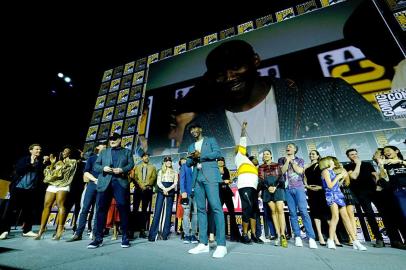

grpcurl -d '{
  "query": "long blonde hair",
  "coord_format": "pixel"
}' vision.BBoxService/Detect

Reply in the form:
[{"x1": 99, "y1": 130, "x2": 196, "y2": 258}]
[
  {"x1": 330, "y1": 157, "x2": 344, "y2": 174},
  {"x1": 161, "y1": 160, "x2": 173, "y2": 174},
  {"x1": 319, "y1": 156, "x2": 333, "y2": 171}
]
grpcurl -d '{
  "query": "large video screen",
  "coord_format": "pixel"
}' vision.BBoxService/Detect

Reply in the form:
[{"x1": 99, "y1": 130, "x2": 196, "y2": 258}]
[{"x1": 136, "y1": 0, "x2": 406, "y2": 167}]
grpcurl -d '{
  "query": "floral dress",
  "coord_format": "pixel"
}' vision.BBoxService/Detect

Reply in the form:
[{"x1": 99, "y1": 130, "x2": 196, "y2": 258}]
[{"x1": 321, "y1": 169, "x2": 346, "y2": 207}]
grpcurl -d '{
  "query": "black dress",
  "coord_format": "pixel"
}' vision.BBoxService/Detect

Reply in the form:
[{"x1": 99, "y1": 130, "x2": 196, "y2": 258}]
[
  {"x1": 340, "y1": 185, "x2": 358, "y2": 205},
  {"x1": 304, "y1": 163, "x2": 330, "y2": 220}
]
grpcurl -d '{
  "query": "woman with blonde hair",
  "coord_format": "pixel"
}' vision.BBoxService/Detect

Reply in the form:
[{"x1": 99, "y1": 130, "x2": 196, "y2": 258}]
[
  {"x1": 148, "y1": 156, "x2": 178, "y2": 241},
  {"x1": 331, "y1": 156, "x2": 357, "y2": 245},
  {"x1": 319, "y1": 156, "x2": 366, "y2": 251}
]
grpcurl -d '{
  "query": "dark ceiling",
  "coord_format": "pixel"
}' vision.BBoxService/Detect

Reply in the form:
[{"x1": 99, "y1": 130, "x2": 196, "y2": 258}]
[{"x1": 1, "y1": 0, "x2": 323, "y2": 177}]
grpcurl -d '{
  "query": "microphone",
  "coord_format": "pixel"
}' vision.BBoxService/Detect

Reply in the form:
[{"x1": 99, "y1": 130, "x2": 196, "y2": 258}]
[{"x1": 187, "y1": 151, "x2": 196, "y2": 158}]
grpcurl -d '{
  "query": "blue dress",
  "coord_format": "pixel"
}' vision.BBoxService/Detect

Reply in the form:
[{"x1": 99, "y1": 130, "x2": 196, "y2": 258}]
[{"x1": 321, "y1": 169, "x2": 346, "y2": 207}]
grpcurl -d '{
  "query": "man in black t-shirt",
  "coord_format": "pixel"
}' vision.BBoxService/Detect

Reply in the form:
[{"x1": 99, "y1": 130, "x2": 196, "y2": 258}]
[{"x1": 344, "y1": 149, "x2": 384, "y2": 247}]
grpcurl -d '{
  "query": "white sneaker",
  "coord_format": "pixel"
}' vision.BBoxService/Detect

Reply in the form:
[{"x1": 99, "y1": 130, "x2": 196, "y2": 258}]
[
  {"x1": 327, "y1": 239, "x2": 336, "y2": 249},
  {"x1": 260, "y1": 235, "x2": 271, "y2": 243},
  {"x1": 188, "y1": 243, "x2": 209, "y2": 254},
  {"x1": 22, "y1": 231, "x2": 38, "y2": 237},
  {"x1": 295, "y1": 237, "x2": 303, "y2": 247},
  {"x1": 274, "y1": 237, "x2": 280, "y2": 246},
  {"x1": 309, "y1": 238, "x2": 318, "y2": 249},
  {"x1": 212, "y1": 245, "x2": 227, "y2": 258},
  {"x1": 353, "y1": 240, "x2": 367, "y2": 251},
  {"x1": 0, "y1": 231, "x2": 8, "y2": 240}
]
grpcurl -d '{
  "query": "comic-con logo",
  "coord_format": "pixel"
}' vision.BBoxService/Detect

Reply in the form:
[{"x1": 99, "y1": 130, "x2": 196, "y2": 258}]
[{"x1": 375, "y1": 88, "x2": 406, "y2": 120}]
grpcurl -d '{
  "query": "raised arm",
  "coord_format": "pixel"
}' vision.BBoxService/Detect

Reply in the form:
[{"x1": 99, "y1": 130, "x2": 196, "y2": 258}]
[
  {"x1": 291, "y1": 159, "x2": 304, "y2": 175},
  {"x1": 322, "y1": 169, "x2": 341, "y2": 189},
  {"x1": 348, "y1": 159, "x2": 361, "y2": 180},
  {"x1": 241, "y1": 121, "x2": 247, "y2": 137}
]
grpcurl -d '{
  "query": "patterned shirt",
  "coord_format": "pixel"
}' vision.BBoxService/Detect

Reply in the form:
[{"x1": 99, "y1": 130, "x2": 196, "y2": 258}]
[{"x1": 278, "y1": 156, "x2": 304, "y2": 189}]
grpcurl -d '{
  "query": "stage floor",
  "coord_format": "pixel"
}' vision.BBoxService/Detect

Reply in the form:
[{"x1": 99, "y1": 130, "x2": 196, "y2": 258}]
[{"x1": 0, "y1": 227, "x2": 405, "y2": 270}]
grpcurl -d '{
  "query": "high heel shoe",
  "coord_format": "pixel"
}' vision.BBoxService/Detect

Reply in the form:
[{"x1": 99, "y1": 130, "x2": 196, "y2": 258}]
[
  {"x1": 319, "y1": 240, "x2": 327, "y2": 246},
  {"x1": 34, "y1": 231, "x2": 45, "y2": 240},
  {"x1": 52, "y1": 231, "x2": 64, "y2": 241},
  {"x1": 52, "y1": 234, "x2": 63, "y2": 240}
]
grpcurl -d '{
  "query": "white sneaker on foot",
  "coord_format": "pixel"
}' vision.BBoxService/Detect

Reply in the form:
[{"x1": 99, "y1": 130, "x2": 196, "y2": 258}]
[
  {"x1": 295, "y1": 237, "x2": 303, "y2": 247},
  {"x1": 274, "y1": 237, "x2": 280, "y2": 246},
  {"x1": 309, "y1": 238, "x2": 318, "y2": 249},
  {"x1": 0, "y1": 232, "x2": 9, "y2": 240},
  {"x1": 260, "y1": 235, "x2": 271, "y2": 243},
  {"x1": 212, "y1": 245, "x2": 227, "y2": 258},
  {"x1": 22, "y1": 231, "x2": 38, "y2": 237},
  {"x1": 327, "y1": 239, "x2": 336, "y2": 249},
  {"x1": 188, "y1": 243, "x2": 209, "y2": 254},
  {"x1": 353, "y1": 240, "x2": 367, "y2": 251}
]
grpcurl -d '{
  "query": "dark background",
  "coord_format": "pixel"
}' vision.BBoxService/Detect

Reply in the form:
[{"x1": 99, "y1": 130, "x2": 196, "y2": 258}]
[
  {"x1": 1, "y1": 0, "x2": 404, "y2": 179},
  {"x1": 1, "y1": 1, "x2": 311, "y2": 179}
]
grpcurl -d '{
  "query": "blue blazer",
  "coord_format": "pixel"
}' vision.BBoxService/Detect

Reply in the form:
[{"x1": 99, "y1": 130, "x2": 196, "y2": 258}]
[
  {"x1": 179, "y1": 164, "x2": 193, "y2": 195},
  {"x1": 186, "y1": 137, "x2": 222, "y2": 186},
  {"x1": 94, "y1": 147, "x2": 135, "y2": 192}
]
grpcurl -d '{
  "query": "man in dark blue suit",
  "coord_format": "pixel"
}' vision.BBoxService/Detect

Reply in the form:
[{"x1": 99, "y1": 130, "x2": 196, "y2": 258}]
[
  {"x1": 179, "y1": 157, "x2": 198, "y2": 244},
  {"x1": 87, "y1": 133, "x2": 134, "y2": 249},
  {"x1": 186, "y1": 124, "x2": 227, "y2": 258}
]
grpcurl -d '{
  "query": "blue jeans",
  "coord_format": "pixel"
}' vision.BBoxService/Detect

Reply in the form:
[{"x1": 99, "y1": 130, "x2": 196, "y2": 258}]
[
  {"x1": 182, "y1": 196, "x2": 197, "y2": 236},
  {"x1": 258, "y1": 203, "x2": 276, "y2": 238},
  {"x1": 194, "y1": 171, "x2": 226, "y2": 246},
  {"x1": 95, "y1": 179, "x2": 130, "y2": 242},
  {"x1": 149, "y1": 192, "x2": 174, "y2": 239},
  {"x1": 76, "y1": 182, "x2": 97, "y2": 237},
  {"x1": 285, "y1": 187, "x2": 315, "y2": 239}
]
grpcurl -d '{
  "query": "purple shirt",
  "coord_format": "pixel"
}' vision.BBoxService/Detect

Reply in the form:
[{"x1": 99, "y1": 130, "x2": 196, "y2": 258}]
[{"x1": 278, "y1": 156, "x2": 305, "y2": 189}]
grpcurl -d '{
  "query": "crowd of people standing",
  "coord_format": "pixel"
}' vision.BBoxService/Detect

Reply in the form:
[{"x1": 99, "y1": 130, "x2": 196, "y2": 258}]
[{"x1": 1, "y1": 128, "x2": 406, "y2": 259}]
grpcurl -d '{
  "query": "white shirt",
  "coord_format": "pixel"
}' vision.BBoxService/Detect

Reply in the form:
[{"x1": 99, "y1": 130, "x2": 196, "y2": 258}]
[
  {"x1": 194, "y1": 138, "x2": 204, "y2": 153},
  {"x1": 235, "y1": 137, "x2": 258, "y2": 189},
  {"x1": 194, "y1": 138, "x2": 204, "y2": 169},
  {"x1": 225, "y1": 86, "x2": 279, "y2": 145}
]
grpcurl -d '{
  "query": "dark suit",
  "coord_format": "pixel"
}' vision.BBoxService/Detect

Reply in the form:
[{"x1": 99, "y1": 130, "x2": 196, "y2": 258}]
[
  {"x1": 0, "y1": 156, "x2": 45, "y2": 234},
  {"x1": 93, "y1": 147, "x2": 134, "y2": 243},
  {"x1": 186, "y1": 137, "x2": 226, "y2": 245},
  {"x1": 179, "y1": 77, "x2": 397, "y2": 152}
]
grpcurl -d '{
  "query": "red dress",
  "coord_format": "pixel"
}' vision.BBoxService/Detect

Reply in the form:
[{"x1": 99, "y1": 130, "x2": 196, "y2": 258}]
[{"x1": 106, "y1": 198, "x2": 120, "y2": 228}]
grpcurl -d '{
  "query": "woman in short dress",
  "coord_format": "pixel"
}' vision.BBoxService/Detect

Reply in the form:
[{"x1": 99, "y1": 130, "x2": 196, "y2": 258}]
[
  {"x1": 258, "y1": 149, "x2": 287, "y2": 247},
  {"x1": 332, "y1": 157, "x2": 357, "y2": 245},
  {"x1": 319, "y1": 156, "x2": 366, "y2": 251},
  {"x1": 35, "y1": 147, "x2": 77, "y2": 240}
]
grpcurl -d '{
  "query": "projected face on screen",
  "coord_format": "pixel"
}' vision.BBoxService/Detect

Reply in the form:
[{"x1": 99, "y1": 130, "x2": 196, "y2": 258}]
[{"x1": 139, "y1": 0, "x2": 406, "y2": 158}]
